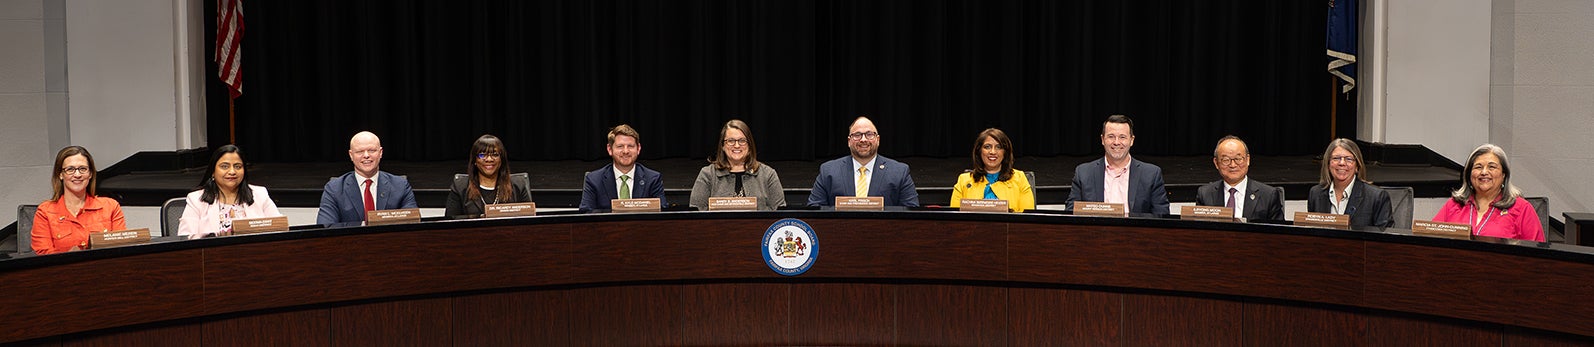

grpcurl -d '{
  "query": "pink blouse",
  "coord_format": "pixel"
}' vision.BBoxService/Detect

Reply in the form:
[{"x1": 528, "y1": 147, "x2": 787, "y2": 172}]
[{"x1": 1431, "y1": 196, "x2": 1544, "y2": 242}]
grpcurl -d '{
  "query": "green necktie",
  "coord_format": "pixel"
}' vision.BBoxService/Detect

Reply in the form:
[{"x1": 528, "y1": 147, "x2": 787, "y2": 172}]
[{"x1": 619, "y1": 174, "x2": 631, "y2": 199}]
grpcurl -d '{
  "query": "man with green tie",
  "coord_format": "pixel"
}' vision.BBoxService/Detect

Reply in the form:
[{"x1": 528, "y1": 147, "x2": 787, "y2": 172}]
[{"x1": 580, "y1": 124, "x2": 666, "y2": 212}]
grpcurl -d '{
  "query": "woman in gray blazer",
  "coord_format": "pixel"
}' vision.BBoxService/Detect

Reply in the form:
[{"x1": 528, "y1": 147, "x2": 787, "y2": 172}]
[{"x1": 690, "y1": 119, "x2": 786, "y2": 210}]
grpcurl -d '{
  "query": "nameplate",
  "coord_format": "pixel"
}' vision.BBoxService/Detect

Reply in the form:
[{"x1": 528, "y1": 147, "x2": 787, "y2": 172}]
[
  {"x1": 1412, "y1": 220, "x2": 1472, "y2": 238},
  {"x1": 233, "y1": 216, "x2": 290, "y2": 235},
  {"x1": 367, "y1": 208, "x2": 422, "y2": 226},
  {"x1": 88, "y1": 228, "x2": 151, "y2": 249},
  {"x1": 708, "y1": 197, "x2": 759, "y2": 211},
  {"x1": 1075, "y1": 202, "x2": 1127, "y2": 217},
  {"x1": 611, "y1": 198, "x2": 662, "y2": 213},
  {"x1": 1294, "y1": 212, "x2": 1350, "y2": 229},
  {"x1": 1181, "y1": 205, "x2": 1237, "y2": 222},
  {"x1": 959, "y1": 199, "x2": 1010, "y2": 213},
  {"x1": 835, "y1": 196, "x2": 885, "y2": 211},
  {"x1": 485, "y1": 202, "x2": 537, "y2": 217}
]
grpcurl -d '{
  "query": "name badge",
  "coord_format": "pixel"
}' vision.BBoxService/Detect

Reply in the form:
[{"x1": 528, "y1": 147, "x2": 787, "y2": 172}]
[
  {"x1": 233, "y1": 216, "x2": 290, "y2": 235},
  {"x1": 367, "y1": 208, "x2": 422, "y2": 226},
  {"x1": 1294, "y1": 212, "x2": 1350, "y2": 229},
  {"x1": 1412, "y1": 220, "x2": 1471, "y2": 239},
  {"x1": 611, "y1": 198, "x2": 662, "y2": 213},
  {"x1": 708, "y1": 197, "x2": 758, "y2": 211},
  {"x1": 88, "y1": 228, "x2": 152, "y2": 249},
  {"x1": 1181, "y1": 205, "x2": 1237, "y2": 222},
  {"x1": 959, "y1": 199, "x2": 1010, "y2": 213},
  {"x1": 485, "y1": 202, "x2": 537, "y2": 217},
  {"x1": 834, "y1": 196, "x2": 885, "y2": 211},
  {"x1": 1074, "y1": 202, "x2": 1127, "y2": 217}
]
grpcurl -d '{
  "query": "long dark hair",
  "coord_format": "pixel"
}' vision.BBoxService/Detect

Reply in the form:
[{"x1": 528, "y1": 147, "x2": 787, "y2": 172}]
[
  {"x1": 198, "y1": 144, "x2": 256, "y2": 205},
  {"x1": 466, "y1": 134, "x2": 515, "y2": 203},
  {"x1": 968, "y1": 128, "x2": 1015, "y2": 183},
  {"x1": 50, "y1": 146, "x2": 99, "y2": 200}
]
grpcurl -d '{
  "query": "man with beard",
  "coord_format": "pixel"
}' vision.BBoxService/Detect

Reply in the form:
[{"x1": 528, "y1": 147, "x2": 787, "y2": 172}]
[
  {"x1": 1065, "y1": 115, "x2": 1170, "y2": 215},
  {"x1": 317, "y1": 131, "x2": 418, "y2": 224},
  {"x1": 807, "y1": 116, "x2": 920, "y2": 207},
  {"x1": 580, "y1": 124, "x2": 666, "y2": 212}
]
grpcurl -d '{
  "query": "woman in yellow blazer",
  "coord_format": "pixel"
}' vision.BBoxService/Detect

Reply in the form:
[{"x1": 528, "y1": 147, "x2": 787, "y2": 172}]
[{"x1": 951, "y1": 128, "x2": 1035, "y2": 212}]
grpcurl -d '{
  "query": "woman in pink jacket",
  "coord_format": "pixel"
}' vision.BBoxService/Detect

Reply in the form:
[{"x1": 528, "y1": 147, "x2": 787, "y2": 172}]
[
  {"x1": 178, "y1": 145, "x2": 282, "y2": 239},
  {"x1": 1430, "y1": 144, "x2": 1544, "y2": 242}
]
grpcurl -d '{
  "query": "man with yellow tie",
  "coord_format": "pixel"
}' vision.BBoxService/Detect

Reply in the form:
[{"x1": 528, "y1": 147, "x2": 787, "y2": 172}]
[{"x1": 806, "y1": 116, "x2": 920, "y2": 207}]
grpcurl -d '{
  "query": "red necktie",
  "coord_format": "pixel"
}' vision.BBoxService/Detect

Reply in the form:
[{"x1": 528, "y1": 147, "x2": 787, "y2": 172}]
[{"x1": 363, "y1": 179, "x2": 376, "y2": 215}]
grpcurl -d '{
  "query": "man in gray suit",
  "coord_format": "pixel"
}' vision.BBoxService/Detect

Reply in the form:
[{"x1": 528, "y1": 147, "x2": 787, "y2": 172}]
[
  {"x1": 807, "y1": 116, "x2": 920, "y2": 207},
  {"x1": 1195, "y1": 135, "x2": 1284, "y2": 221},
  {"x1": 1066, "y1": 115, "x2": 1170, "y2": 215}
]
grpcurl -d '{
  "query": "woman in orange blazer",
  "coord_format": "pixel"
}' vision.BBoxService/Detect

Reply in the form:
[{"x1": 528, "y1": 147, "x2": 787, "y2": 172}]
[
  {"x1": 950, "y1": 128, "x2": 1035, "y2": 212},
  {"x1": 32, "y1": 146, "x2": 126, "y2": 255}
]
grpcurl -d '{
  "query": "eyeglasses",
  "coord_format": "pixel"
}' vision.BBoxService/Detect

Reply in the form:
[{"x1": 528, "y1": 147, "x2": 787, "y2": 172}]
[
  {"x1": 476, "y1": 152, "x2": 501, "y2": 159},
  {"x1": 723, "y1": 138, "x2": 749, "y2": 146},
  {"x1": 848, "y1": 132, "x2": 879, "y2": 140},
  {"x1": 1329, "y1": 156, "x2": 1356, "y2": 164},
  {"x1": 61, "y1": 166, "x2": 91, "y2": 174},
  {"x1": 1472, "y1": 163, "x2": 1502, "y2": 172},
  {"x1": 1216, "y1": 156, "x2": 1247, "y2": 165}
]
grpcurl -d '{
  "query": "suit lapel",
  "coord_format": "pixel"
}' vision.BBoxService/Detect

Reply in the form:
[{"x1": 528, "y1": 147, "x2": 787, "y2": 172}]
[
  {"x1": 865, "y1": 158, "x2": 884, "y2": 197},
  {"x1": 1125, "y1": 159, "x2": 1140, "y2": 212},
  {"x1": 345, "y1": 175, "x2": 364, "y2": 212},
  {"x1": 1344, "y1": 181, "x2": 1364, "y2": 216},
  {"x1": 600, "y1": 164, "x2": 617, "y2": 200},
  {"x1": 1243, "y1": 179, "x2": 1262, "y2": 219}
]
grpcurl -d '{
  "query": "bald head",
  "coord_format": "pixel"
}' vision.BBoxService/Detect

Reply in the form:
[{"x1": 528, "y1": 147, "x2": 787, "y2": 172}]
[{"x1": 348, "y1": 131, "x2": 384, "y2": 178}]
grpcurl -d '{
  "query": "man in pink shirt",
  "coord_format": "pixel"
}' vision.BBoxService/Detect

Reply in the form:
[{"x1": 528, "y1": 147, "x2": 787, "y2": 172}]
[{"x1": 1066, "y1": 115, "x2": 1170, "y2": 215}]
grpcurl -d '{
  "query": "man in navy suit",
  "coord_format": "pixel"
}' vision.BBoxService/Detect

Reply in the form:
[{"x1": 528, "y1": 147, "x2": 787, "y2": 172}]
[
  {"x1": 1195, "y1": 135, "x2": 1284, "y2": 221},
  {"x1": 807, "y1": 116, "x2": 920, "y2": 207},
  {"x1": 1066, "y1": 115, "x2": 1170, "y2": 215},
  {"x1": 580, "y1": 124, "x2": 665, "y2": 212},
  {"x1": 317, "y1": 131, "x2": 419, "y2": 224}
]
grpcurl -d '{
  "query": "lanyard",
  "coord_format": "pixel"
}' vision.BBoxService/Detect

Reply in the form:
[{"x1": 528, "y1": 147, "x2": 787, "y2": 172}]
[{"x1": 1471, "y1": 204, "x2": 1496, "y2": 235}]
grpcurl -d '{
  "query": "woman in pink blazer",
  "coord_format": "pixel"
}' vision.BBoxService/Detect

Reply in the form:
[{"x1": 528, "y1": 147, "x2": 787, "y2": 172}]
[{"x1": 178, "y1": 145, "x2": 282, "y2": 239}]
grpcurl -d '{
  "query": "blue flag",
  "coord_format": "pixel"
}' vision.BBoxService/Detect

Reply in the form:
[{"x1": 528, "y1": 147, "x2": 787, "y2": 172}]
[{"x1": 1327, "y1": 0, "x2": 1357, "y2": 93}]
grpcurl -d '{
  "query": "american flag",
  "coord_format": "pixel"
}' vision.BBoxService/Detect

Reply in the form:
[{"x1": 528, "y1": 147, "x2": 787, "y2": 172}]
[{"x1": 216, "y1": 0, "x2": 244, "y2": 98}]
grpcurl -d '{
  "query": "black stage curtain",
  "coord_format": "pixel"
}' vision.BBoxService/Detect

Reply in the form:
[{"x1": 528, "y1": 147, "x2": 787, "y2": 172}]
[{"x1": 205, "y1": 0, "x2": 1329, "y2": 162}]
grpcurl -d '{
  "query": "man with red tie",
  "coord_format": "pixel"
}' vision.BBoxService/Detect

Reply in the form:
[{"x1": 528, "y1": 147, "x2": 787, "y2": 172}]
[{"x1": 317, "y1": 131, "x2": 418, "y2": 225}]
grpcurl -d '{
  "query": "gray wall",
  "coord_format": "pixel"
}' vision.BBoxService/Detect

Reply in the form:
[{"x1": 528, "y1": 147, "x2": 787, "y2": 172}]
[
  {"x1": 1489, "y1": 0, "x2": 1594, "y2": 222},
  {"x1": 0, "y1": 0, "x2": 66, "y2": 227}
]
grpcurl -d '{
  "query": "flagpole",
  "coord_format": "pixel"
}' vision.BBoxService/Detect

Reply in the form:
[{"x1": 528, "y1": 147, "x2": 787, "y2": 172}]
[
  {"x1": 1329, "y1": 76, "x2": 1337, "y2": 141},
  {"x1": 229, "y1": 96, "x2": 237, "y2": 144}
]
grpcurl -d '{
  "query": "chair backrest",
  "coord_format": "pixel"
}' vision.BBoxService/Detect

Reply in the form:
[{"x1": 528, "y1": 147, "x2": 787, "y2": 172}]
[
  {"x1": 457, "y1": 173, "x2": 534, "y2": 202},
  {"x1": 16, "y1": 205, "x2": 38, "y2": 255},
  {"x1": 1025, "y1": 171, "x2": 1036, "y2": 188},
  {"x1": 159, "y1": 197, "x2": 186, "y2": 237},
  {"x1": 1386, "y1": 186, "x2": 1415, "y2": 229},
  {"x1": 1525, "y1": 196, "x2": 1551, "y2": 239}
]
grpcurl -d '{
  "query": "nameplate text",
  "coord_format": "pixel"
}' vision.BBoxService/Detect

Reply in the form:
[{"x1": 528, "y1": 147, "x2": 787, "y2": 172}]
[
  {"x1": 708, "y1": 197, "x2": 759, "y2": 211},
  {"x1": 1294, "y1": 212, "x2": 1350, "y2": 229},
  {"x1": 367, "y1": 208, "x2": 422, "y2": 226},
  {"x1": 485, "y1": 202, "x2": 537, "y2": 217},
  {"x1": 88, "y1": 228, "x2": 151, "y2": 249},
  {"x1": 959, "y1": 199, "x2": 1011, "y2": 213},
  {"x1": 1412, "y1": 220, "x2": 1471, "y2": 239},
  {"x1": 835, "y1": 196, "x2": 885, "y2": 211},
  {"x1": 1182, "y1": 205, "x2": 1237, "y2": 222},
  {"x1": 1075, "y1": 202, "x2": 1127, "y2": 217},
  {"x1": 233, "y1": 216, "x2": 290, "y2": 235},
  {"x1": 612, "y1": 198, "x2": 662, "y2": 213}
]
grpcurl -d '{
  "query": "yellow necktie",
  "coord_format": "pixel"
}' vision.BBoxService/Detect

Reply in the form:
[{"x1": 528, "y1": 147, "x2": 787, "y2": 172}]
[{"x1": 855, "y1": 167, "x2": 869, "y2": 197}]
